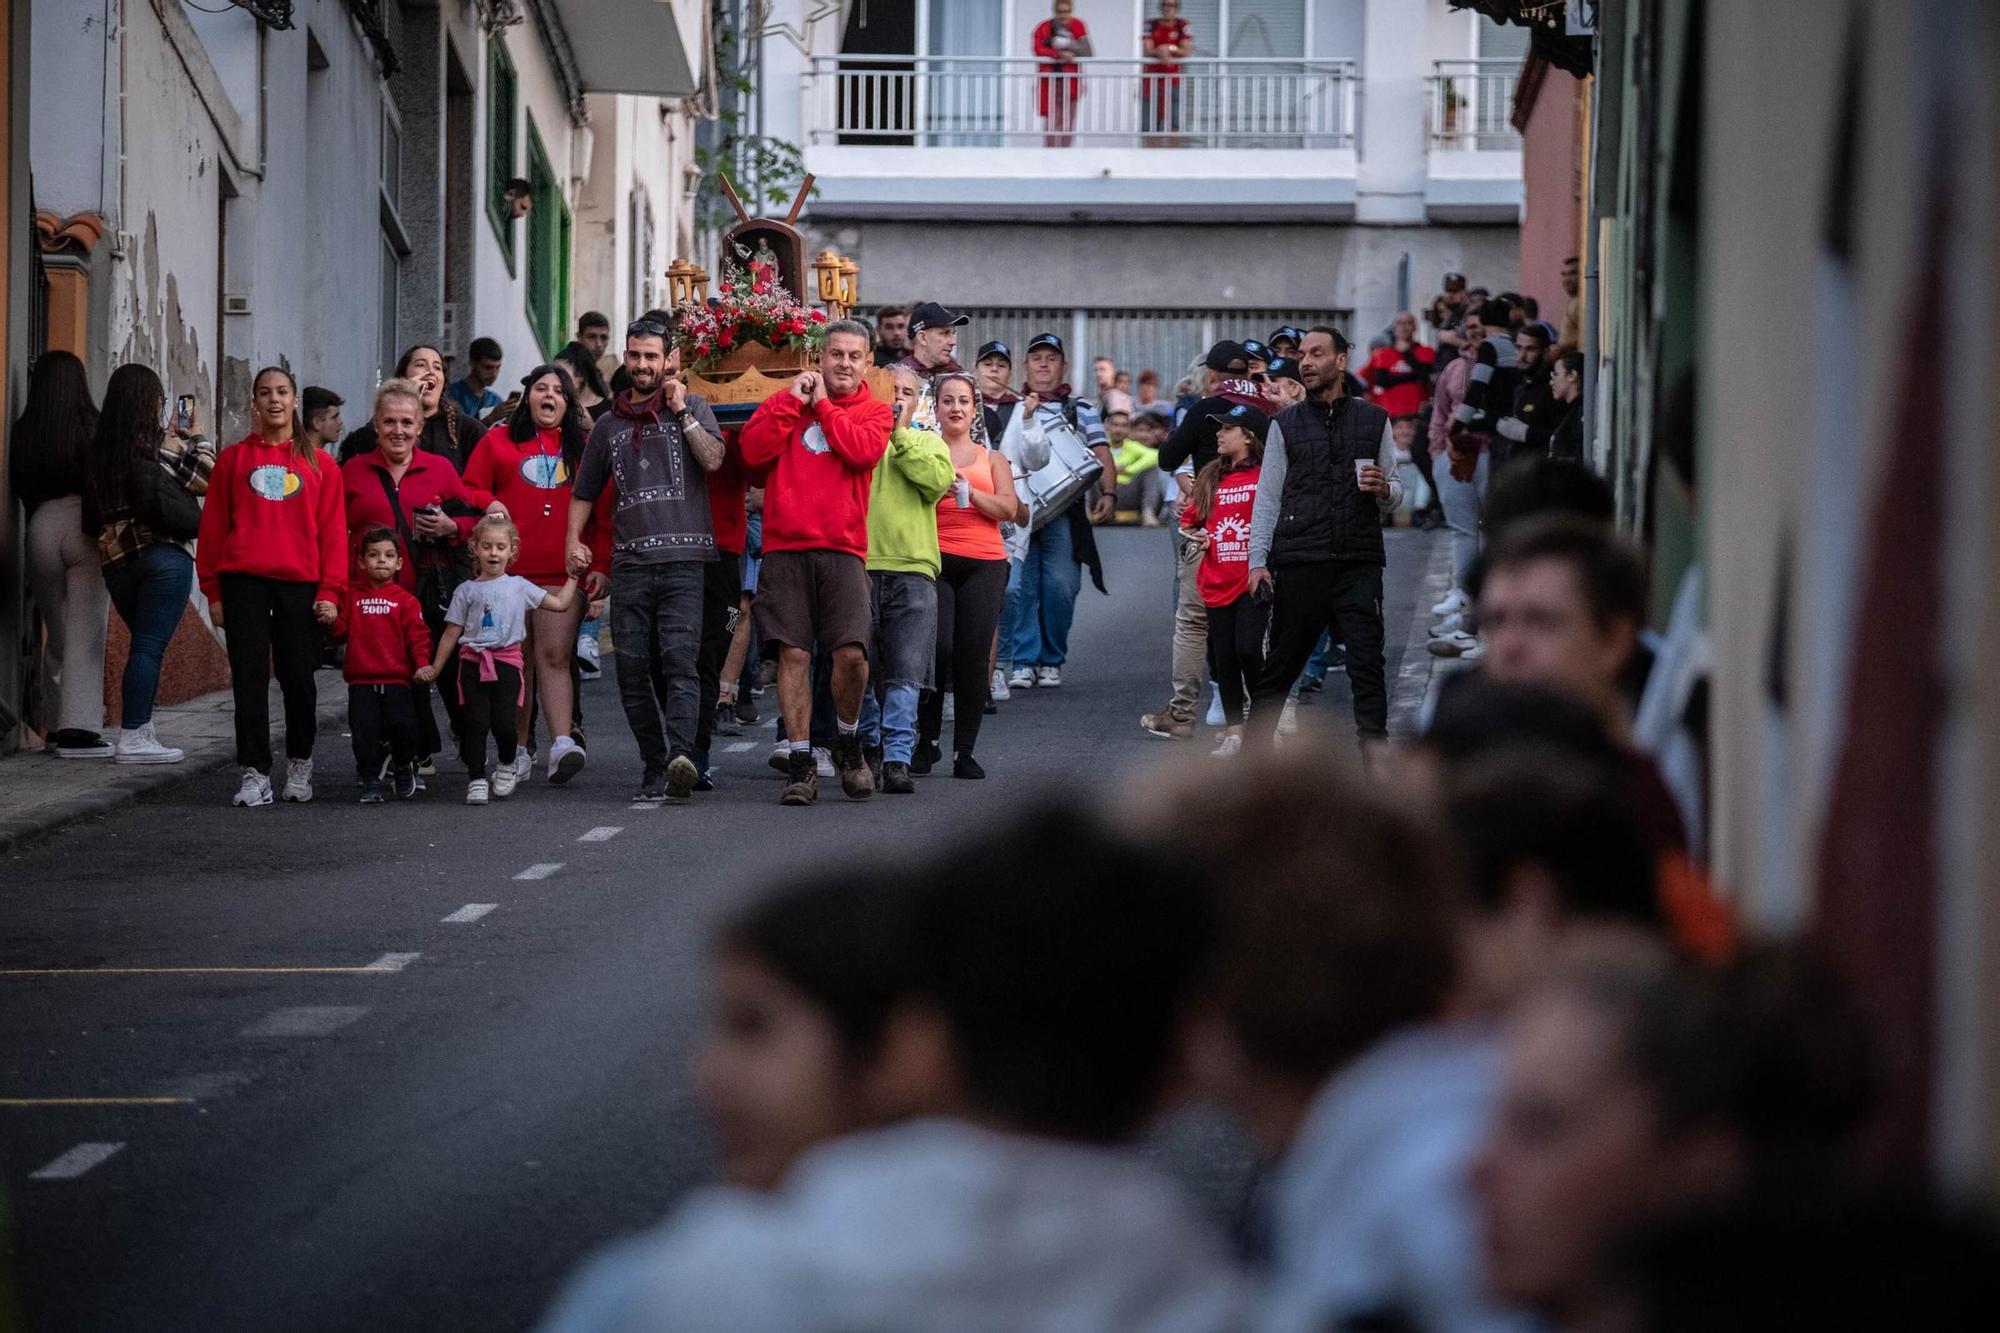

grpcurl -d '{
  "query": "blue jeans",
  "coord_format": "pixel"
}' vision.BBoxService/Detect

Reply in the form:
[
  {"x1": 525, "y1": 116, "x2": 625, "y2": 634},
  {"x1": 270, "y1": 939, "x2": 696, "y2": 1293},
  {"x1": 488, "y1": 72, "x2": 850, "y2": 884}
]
[
  {"x1": 1007, "y1": 515, "x2": 1081, "y2": 668},
  {"x1": 102, "y1": 544, "x2": 194, "y2": 729},
  {"x1": 859, "y1": 683, "x2": 920, "y2": 764}
]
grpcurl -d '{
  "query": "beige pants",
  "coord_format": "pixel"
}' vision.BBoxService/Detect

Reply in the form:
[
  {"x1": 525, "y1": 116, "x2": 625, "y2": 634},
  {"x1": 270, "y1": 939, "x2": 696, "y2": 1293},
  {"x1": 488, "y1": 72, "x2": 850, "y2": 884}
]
[
  {"x1": 1167, "y1": 529, "x2": 1208, "y2": 722},
  {"x1": 25, "y1": 495, "x2": 109, "y2": 735}
]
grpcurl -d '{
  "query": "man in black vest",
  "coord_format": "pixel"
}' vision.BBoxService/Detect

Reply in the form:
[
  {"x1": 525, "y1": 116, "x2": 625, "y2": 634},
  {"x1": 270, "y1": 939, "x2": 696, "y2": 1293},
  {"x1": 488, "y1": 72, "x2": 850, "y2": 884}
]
[{"x1": 1244, "y1": 326, "x2": 1402, "y2": 750}]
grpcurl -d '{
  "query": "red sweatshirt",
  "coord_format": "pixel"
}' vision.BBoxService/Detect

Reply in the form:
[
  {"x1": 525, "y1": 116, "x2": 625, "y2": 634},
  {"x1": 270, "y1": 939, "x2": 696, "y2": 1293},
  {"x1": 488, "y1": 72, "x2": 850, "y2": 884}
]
[
  {"x1": 738, "y1": 386, "x2": 892, "y2": 559},
  {"x1": 1183, "y1": 463, "x2": 1261, "y2": 608},
  {"x1": 707, "y1": 431, "x2": 750, "y2": 557},
  {"x1": 332, "y1": 579, "x2": 433, "y2": 686},
  {"x1": 198, "y1": 434, "x2": 348, "y2": 605},
  {"x1": 460, "y1": 424, "x2": 608, "y2": 584},
  {"x1": 341, "y1": 448, "x2": 487, "y2": 592}
]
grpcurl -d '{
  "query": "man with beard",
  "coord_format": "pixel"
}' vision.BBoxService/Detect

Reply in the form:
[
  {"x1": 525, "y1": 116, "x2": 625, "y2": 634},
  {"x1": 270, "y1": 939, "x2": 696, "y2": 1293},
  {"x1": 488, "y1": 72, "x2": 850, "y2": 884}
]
[
  {"x1": 566, "y1": 317, "x2": 725, "y2": 804},
  {"x1": 1245, "y1": 326, "x2": 1402, "y2": 753},
  {"x1": 872, "y1": 305, "x2": 911, "y2": 368},
  {"x1": 740, "y1": 322, "x2": 895, "y2": 805}
]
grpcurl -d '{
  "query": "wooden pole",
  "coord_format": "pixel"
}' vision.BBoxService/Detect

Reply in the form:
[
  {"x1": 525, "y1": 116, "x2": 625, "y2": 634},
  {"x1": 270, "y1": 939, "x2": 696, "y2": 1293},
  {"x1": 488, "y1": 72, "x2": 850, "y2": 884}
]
[
  {"x1": 718, "y1": 174, "x2": 752, "y2": 225},
  {"x1": 785, "y1": 174, "x2": 817, "y2": 224}
]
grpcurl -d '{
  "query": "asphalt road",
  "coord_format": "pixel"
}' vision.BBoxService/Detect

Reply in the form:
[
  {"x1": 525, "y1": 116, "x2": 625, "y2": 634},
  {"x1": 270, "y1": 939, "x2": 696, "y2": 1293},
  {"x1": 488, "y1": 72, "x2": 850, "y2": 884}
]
[{"x1": 0, "y1": 526, "x2": 1439, "y2": 1332}]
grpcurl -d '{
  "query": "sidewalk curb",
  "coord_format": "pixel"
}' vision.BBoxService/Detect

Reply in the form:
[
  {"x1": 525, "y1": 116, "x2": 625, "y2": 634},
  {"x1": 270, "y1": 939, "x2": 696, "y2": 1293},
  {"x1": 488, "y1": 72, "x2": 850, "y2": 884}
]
[
  {"x1": 0, "y1": 675, "x2": 349, "y2": 856},
  {"x1": 1387, "y1": 531, "x2": 1455, "y2": 741}
]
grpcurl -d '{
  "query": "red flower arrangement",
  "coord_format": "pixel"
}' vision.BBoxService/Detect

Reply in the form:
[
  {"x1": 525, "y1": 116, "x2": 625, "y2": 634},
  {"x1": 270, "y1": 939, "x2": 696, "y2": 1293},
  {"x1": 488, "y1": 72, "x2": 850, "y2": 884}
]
[{"x1": 674, "y1": 250, "x2": 829, "y2": 372}]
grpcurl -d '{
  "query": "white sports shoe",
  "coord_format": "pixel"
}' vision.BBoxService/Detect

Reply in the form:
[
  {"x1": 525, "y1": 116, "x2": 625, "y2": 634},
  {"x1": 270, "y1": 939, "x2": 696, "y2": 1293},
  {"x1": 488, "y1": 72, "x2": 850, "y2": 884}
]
[
  {"x1": 491, "y1": 763, "x2": 519, "y2": 798},
  {"x1": 1431, "y1": 588, "x2": 1468, "y2": 617},
  {"x1": 576, "y1": 632, "x2": 601, "y2": 669},
  {"x1": 515, "y1": 750, "x2": 534, "y2": 783},
  {"x1": 813, "y1": 746, "x2": 837, "y2": 779},
  {"x1": 1210, "y1": 734, "x2": 1243, "y2": 759},
  {"x1": 465, "y1": 778, "x2": 490, "y2": 805},
  {"x1": 1035, "y1": 665, "x2": 1062, "y2": 688},
  {"x1": 280, "y1": 758, "x2": 314, "y2": 803},
  {"x1": 990, "y1": 669, "x2": 1011, "y2": 702},
  {"x1": 232, "y1": 768, "x2": 274, "y2": 807},
  {"x1": 548, "y1": 734, "x2": 586, "y2": 784},
  {"x1": 1008, "y1": 667, "x2": 1036, "y2": 691},
  {"x1": 1205, "y1": 686, "x2": 1226, "y2": 728},
  {"x1": 1430, "y1": 612, "x2": 1467, "y2": 636},
  {"x1": 1278, "y1": 698, "x2": 1300, "y2": 736},
  {"x1": 114, "y1": 722, "x2": 184, "y2": 765}
]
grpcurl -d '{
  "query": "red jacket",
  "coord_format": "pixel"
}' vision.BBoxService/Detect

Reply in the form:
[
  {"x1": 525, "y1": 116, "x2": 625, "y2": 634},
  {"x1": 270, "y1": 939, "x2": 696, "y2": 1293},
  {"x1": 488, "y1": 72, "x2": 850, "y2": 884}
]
[
  {"x1": 460, "y1": 424, "x2": 607, "y2": 584},
  {"x1": 341, "y1": 449, "x2": 488, "y2": 592},
  {"x1": 739, "y1": 386, "x2": 892, "y2": 559},
  {"x1": 707, "y1": 431, "x2": 750, "y2": 557},
  {"x1": 198, "y1": 435, "x2": 348, "y2": 605},
  {"x1": 332, "y1": 580, "x2": 433, "y2": 686},
  {"x1": 1360, "y1": 344, "x2": 1437, "y2": 420}
]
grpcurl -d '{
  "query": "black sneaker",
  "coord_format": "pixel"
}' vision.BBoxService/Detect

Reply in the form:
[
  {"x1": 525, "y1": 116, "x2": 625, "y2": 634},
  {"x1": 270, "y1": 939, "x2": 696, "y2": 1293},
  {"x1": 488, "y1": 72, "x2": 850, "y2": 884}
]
[
  {"x1": 393, "y1": 765, "x2": 418, "y2": 800},
  {"x1": 695, "y1": 767, "x2": 716, "y2": 793},
  {"x1": 864, "y1": 745, "x2": 884, "y2": 792},
  {"x1": 716, "y1": 703, "x2": 742, "y2": 737},
  {"x1": 881, "y1": 761, "x2": 915, "y2": 794},
  {"x1": 734, "y1": 695, "x2": 761, "y2": 725},
  {"x1": 780, "y1": 751, "x2": 818, "y2": 806},
  {"x1": 911, "y1": 738, "x2": 942, "y2": 776},
  {"x1": 834, "y1": 735, "x2": 872, "y2": 801},
  {"x1": 358, "y1": 779, "x2": 387, "y2": 804},
  {"x1": 666, "y1": 754, "x2": 700, "y2": 803},
  {"x1": 952, "y1": 751, "x2": 986, "y2": 780},
  {"x1": 983, "y1": 697, "x2": 998, "y2": 715},
  {"x1": 635, "y1": 769, "x2": 668, "y2": 803}
]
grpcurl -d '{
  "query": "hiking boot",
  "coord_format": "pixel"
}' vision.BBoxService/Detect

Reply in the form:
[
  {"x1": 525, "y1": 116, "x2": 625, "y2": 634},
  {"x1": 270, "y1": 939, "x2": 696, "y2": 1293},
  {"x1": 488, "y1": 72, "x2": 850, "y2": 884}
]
[
  {"x1": 834, "y1": 735, "x2": 872, "y2": 801},
  {"x1": 864, "y1": 744, "x2": 884, "y2": 792},
  {"x1": 1140, "y1": 711, "x2": 1194, "y2": 741},
  {"x1": 780, "y1": 751, "x2": 818, "y2": 806},
  {"x1": 881, "y1": 761, "x2": 915, "y2": 794},
  {"x1": 666, "y1": 754, "x2": 699, "y2": 803}
]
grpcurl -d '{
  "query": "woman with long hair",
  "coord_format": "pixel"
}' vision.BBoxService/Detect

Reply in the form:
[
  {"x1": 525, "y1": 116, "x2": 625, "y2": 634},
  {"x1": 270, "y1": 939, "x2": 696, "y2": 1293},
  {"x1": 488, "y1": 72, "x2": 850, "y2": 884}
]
[
  {"x1": 554, "y1": 340, "x2": 611, "y2": 422},
  {"x1": 77, "y1": 363, "x2": 215, "y2": 764},
  {"x1": 1180, "y1": 404, "x2": 1266, "y2": 757},
  {"x1": 461, "y1": 365, "x2": 604, "y2": 784},
  {"x1": 914, "y1": 373, "x2": 1018, "y2": 780},
  {"x1": 198, "y1": 366, "x2": 347, "y2": 806},
  {"x1": 11, "y1": 350, "x2": 110, "y2": 757},
  {"x1": 339, "y1": 344, "x2": 486, "y2": 472}
]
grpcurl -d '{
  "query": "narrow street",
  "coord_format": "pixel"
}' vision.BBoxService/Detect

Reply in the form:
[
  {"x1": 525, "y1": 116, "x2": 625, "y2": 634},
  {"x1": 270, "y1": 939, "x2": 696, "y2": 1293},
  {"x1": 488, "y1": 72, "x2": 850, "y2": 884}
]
[{"x1": 1, "y1": 527, "x2": 1441, "y2": 1332}]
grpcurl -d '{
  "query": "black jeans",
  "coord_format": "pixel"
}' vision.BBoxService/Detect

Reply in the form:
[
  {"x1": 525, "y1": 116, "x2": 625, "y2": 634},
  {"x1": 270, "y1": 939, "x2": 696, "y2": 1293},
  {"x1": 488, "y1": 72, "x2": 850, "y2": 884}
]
[
  {"x1": 1247, "y1": 560, "x2": 1387, "y2": 745},
  {"x1": 693, "y1": 552, "x2": 743, "y2": 764},
  {"x1": 918, "y1": 553, "x2": 1010, "y2": 755},
  {"x1": 349, "y1": 683, "x2": 420, "y2": 780},
  {"x1": 220, "y1": 573, "x2": 323, "y2": 774},
  {"x1": 457, "y1": 657, "x2": 522, "y2": 776},
  {"x1": 1205, "y1": 594, "x2": 1271, "y2": 726},
  {"x1": 611, "y1": 561, "x2": 705, "y2": 773}
]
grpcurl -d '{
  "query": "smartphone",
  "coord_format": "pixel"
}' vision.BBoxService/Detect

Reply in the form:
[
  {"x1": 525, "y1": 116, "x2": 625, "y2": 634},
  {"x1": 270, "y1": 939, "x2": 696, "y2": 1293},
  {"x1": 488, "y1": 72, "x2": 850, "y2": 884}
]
[{"x1": 175, "y1": 395, "x2": 195, "y2": 432}]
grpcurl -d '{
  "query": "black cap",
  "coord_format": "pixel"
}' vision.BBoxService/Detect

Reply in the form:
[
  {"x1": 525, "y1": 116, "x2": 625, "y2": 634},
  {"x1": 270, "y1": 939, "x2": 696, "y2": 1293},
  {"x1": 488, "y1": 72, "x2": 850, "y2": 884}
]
[
  {"x1": 1026, "y1": 331, "x2": 1066, "y2": 356},
  {"x1": 1204, "y1": 340, "x2": 1248, "y2": 373},
  {"x1": 1206, "y1": 402, "x2": 1271, "y2": 441},
  {"x1": 975, "y1": 340, "x2": 1012, "y2": 364},
  {"x1": 908, "y1": 301, "x2": 970, "y2": 334},
  {"x1": 1442, "y1": 271, "x2": 1467, "y2": 290},
  {"x1": 1263, "y1": 356, "x2": 1303, "y2": 384},
  {"x1": 1269, "y1": 326, "x2": 1307, "y2": 348},
  {"x1": 1241, "y1": 339, "x2": 1274, "y2": 364}
]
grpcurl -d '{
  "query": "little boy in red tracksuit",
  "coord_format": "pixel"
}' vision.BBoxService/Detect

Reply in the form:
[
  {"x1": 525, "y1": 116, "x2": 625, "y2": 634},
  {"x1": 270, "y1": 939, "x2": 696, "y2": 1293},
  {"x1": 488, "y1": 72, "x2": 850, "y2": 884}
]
[{"x1": 335, "y1": 526, "x2": 434, "y2": 803}]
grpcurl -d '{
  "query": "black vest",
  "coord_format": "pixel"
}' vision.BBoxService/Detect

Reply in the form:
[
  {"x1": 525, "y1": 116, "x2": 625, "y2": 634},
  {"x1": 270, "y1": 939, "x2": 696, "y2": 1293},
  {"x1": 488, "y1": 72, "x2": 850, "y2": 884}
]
[{"x1": 1268, "y1": 394, "x2": 1390, "y2": 568}]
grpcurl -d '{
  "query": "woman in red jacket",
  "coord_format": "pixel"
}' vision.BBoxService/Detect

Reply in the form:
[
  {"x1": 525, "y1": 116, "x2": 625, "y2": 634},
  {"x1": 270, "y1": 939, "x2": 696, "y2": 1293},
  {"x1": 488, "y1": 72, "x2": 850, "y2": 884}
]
[
  {"x1": 461, "y1": 365, "x2": 604, "y2": 783},
  {"x1": 197, "y1": 366, "x2": 347, "y2": 808},
  {"x1": 1033, "y1": 0, "x2": 1090, "y2": 146}
]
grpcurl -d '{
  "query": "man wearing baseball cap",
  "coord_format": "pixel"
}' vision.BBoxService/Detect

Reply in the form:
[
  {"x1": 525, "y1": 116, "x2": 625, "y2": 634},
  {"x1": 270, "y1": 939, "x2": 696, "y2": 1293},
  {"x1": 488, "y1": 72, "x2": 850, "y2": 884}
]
[
  {"x1": 1269, "y1": 327, "x2": 1306, "y2": 358},
  {"x1": 892, "y1": 301, "x2": 969, "y2": 380}
]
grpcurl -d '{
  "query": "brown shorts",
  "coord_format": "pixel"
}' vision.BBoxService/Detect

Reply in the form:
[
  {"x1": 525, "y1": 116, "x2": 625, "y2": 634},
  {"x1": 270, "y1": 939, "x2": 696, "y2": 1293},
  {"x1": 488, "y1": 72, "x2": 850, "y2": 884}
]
[{"x1": 755, "y1": 549, "x2": 873, "y2": 653}]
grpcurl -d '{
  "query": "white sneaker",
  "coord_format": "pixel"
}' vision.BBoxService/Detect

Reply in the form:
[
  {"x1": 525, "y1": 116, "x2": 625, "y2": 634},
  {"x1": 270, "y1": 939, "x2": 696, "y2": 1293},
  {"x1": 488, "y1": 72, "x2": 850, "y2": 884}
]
[
  {"x1": 280, "y1": 758, "x2": 314, "y2": 803},
  {"x1": 942, "y1": 693, "x2": 956, "y2": 722},
  {"x1": 1008, "y1": 667, "x2": 1036, "y2": 691},
  {"x1": 466, "y1": 778, "x2": 490, "y2": 806},
  {"x1": 990, "y1": 668, "x2": 1011, "y2": 702},
  {"x1": 1209, "y1": 734, "x2": 1243, "y2": 759},
  {"x1": 1431, "y1": 588, "x2": 1468, "y2": 617},
  {"x1": 548, "y1": 734, "x2": 586, "y2": 784},
  {"x1": 232, "y1": 768, "x2": 274, "y2": 807},
  {"x1": 576, "y1": 632, "x2": 601, "y2": 668},
  {"x1": 1430, "y1": 612, "x2": 1466, "y2": 636},
  {"x1": 1035, "y1": 665, "x2": 1062, "y2": 688},
  {"x1": 114, "y1": 722, "x2": 184, "y2": 765},
  {"x1": 1204, "y1": 686, "x2": 1226, "y2": 728},
  {"x1": 1428, "y1": 630, "x2": 1480, "y2": 658},
  {"x1": 1278, "y1": 697, "x2": 1300, "y2": 736},
  {"x1": 491, "y1": 764, "x2": 519, "y2": 798},
  {"x1": 813, "y1": 746, "x2": 837, "y2": 779},
  {"x1": 769, "y1": 740, "x2": 792, "y2": 773},
  {"x1": 515, "y1": 750, "x2": 534, "y2": 782}
]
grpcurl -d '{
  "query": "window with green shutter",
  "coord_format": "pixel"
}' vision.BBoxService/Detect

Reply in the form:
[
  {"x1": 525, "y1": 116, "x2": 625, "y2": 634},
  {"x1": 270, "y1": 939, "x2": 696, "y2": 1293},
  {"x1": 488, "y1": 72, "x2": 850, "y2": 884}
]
[
  {"x1": 486, "y1": 40, "x2": 518, "y2": 271},
  {"x1": 524, "y1": 118, "x2": 570, "y2": 358}
]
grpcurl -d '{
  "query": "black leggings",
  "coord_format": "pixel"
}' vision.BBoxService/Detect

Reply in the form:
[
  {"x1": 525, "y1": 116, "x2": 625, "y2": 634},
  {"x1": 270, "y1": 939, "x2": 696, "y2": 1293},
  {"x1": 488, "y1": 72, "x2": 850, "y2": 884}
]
[
  {"x1": 457, "y1": 656, "x2": 522, "y2": 777},
  {"x1": 220, "y1": 573, "x2": 323, "y2": 774},
  {"x1": 919, "y1": 553, "x2": 1009, "y2": 755},
  {"x1": 1205, "y1": 594, "x2": 1271, "y2": 725}
]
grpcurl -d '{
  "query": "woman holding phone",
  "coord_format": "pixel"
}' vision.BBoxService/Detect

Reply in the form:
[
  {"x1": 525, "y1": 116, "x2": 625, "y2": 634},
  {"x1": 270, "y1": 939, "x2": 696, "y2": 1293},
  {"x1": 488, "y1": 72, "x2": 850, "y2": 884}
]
[{"x1": 914, "y1": 373, "x2": 1017, "y2": 779}]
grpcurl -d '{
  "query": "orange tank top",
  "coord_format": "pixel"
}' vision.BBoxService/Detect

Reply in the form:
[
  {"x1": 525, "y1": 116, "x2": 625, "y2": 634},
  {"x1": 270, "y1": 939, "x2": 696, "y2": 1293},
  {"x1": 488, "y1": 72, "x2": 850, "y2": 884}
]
[{"x1": 936, "y1": 449, "x2": 1008, "y2": 560}]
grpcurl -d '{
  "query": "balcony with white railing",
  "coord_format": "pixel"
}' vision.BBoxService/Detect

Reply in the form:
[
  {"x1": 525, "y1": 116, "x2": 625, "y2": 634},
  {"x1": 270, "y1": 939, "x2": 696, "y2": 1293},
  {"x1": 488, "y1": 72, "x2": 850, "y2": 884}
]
[
  {"x1": 1423, "y1": 59, "x2": 1523, "y2": 220},
  {"x1": 798, "y1": 55, "x2": 1362, "y2": 221}
]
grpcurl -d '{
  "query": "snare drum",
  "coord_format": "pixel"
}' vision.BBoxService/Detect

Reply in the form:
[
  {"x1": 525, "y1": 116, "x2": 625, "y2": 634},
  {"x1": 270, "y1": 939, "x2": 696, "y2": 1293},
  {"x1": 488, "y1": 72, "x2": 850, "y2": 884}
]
[{"x1": 1021, "y1": 409, "x2": 1104, "y2": 532}]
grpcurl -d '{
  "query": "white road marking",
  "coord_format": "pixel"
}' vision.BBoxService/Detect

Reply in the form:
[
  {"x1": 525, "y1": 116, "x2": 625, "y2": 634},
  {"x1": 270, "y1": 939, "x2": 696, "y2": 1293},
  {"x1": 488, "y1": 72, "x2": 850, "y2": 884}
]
[
  {"x1": 442, "y1": 903, "x2": 498, "y2": 923},
  {"x1": 576, "y1": 826, "x2": 622, "y2": 842},
  {"x1": 241, "y1": 1006, "x2": 369, "y2": 1038},
  {"x1": 723, "y1": 741, "x2": 754, "y2": 753},
  {"x1": 362, "y1": 952, "x2": 421, "y2": 973},
  {"x1": 513, "y1": 863, "x2": 564, "y2": 880},
  {"x1": 31, "y1": 1142, "x2": 123, "y2": 1180}
]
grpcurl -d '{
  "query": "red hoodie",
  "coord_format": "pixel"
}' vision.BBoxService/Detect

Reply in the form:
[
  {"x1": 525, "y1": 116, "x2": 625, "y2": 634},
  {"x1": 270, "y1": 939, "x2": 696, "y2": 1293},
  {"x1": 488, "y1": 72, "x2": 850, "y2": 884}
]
[
  {"x1": 332, "y1": 580, "x2": 433, "y2": 686},
  {"x1": 460, "y1": 424, "x2": 608, "y2": 584},
  {"x1": 707, "y1": 431, "x2": 750, "y2": 557},
  {"x1": 738, "y1": 385, "x2": 892, "y2": 559},
  {"x1": 341, "y1": 448, "x2": 488, "y2": 592},
  {"x1": 198, "y1": 434, "x2": 347, "y2": 605}
]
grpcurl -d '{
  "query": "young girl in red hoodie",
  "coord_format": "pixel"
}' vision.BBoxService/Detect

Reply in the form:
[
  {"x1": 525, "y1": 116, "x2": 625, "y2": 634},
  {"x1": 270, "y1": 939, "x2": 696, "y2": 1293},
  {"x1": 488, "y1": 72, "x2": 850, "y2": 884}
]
[
  {"x1": 1181, "y1": 403, "x2": 1267, "y2": 758},
  {"x1": 198, "y1": 366, "x2": 347, "y2": 808},
  {"x1": 460, "y1": 366, "x2": 606, "y2": 784},
  {"x1": 333, "y1": 527, "x2": 433, "y2": 803}
]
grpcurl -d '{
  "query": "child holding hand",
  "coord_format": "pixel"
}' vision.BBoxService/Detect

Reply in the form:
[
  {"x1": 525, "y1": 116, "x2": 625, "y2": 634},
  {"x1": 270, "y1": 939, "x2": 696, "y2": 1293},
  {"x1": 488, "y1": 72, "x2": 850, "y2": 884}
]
[
  {"x1": 335, "y1": 526, "x2": 433, "y2": 803},
  {"x1": 420, "y1": 515, "x2": 585, "y2": 804}
]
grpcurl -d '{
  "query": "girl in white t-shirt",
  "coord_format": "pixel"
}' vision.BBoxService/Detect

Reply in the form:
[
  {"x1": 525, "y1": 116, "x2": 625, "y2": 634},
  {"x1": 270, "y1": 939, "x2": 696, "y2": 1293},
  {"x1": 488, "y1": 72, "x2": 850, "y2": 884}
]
[{"x1": 419, "y1": 515, "x2": 583, "y2": 804}]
